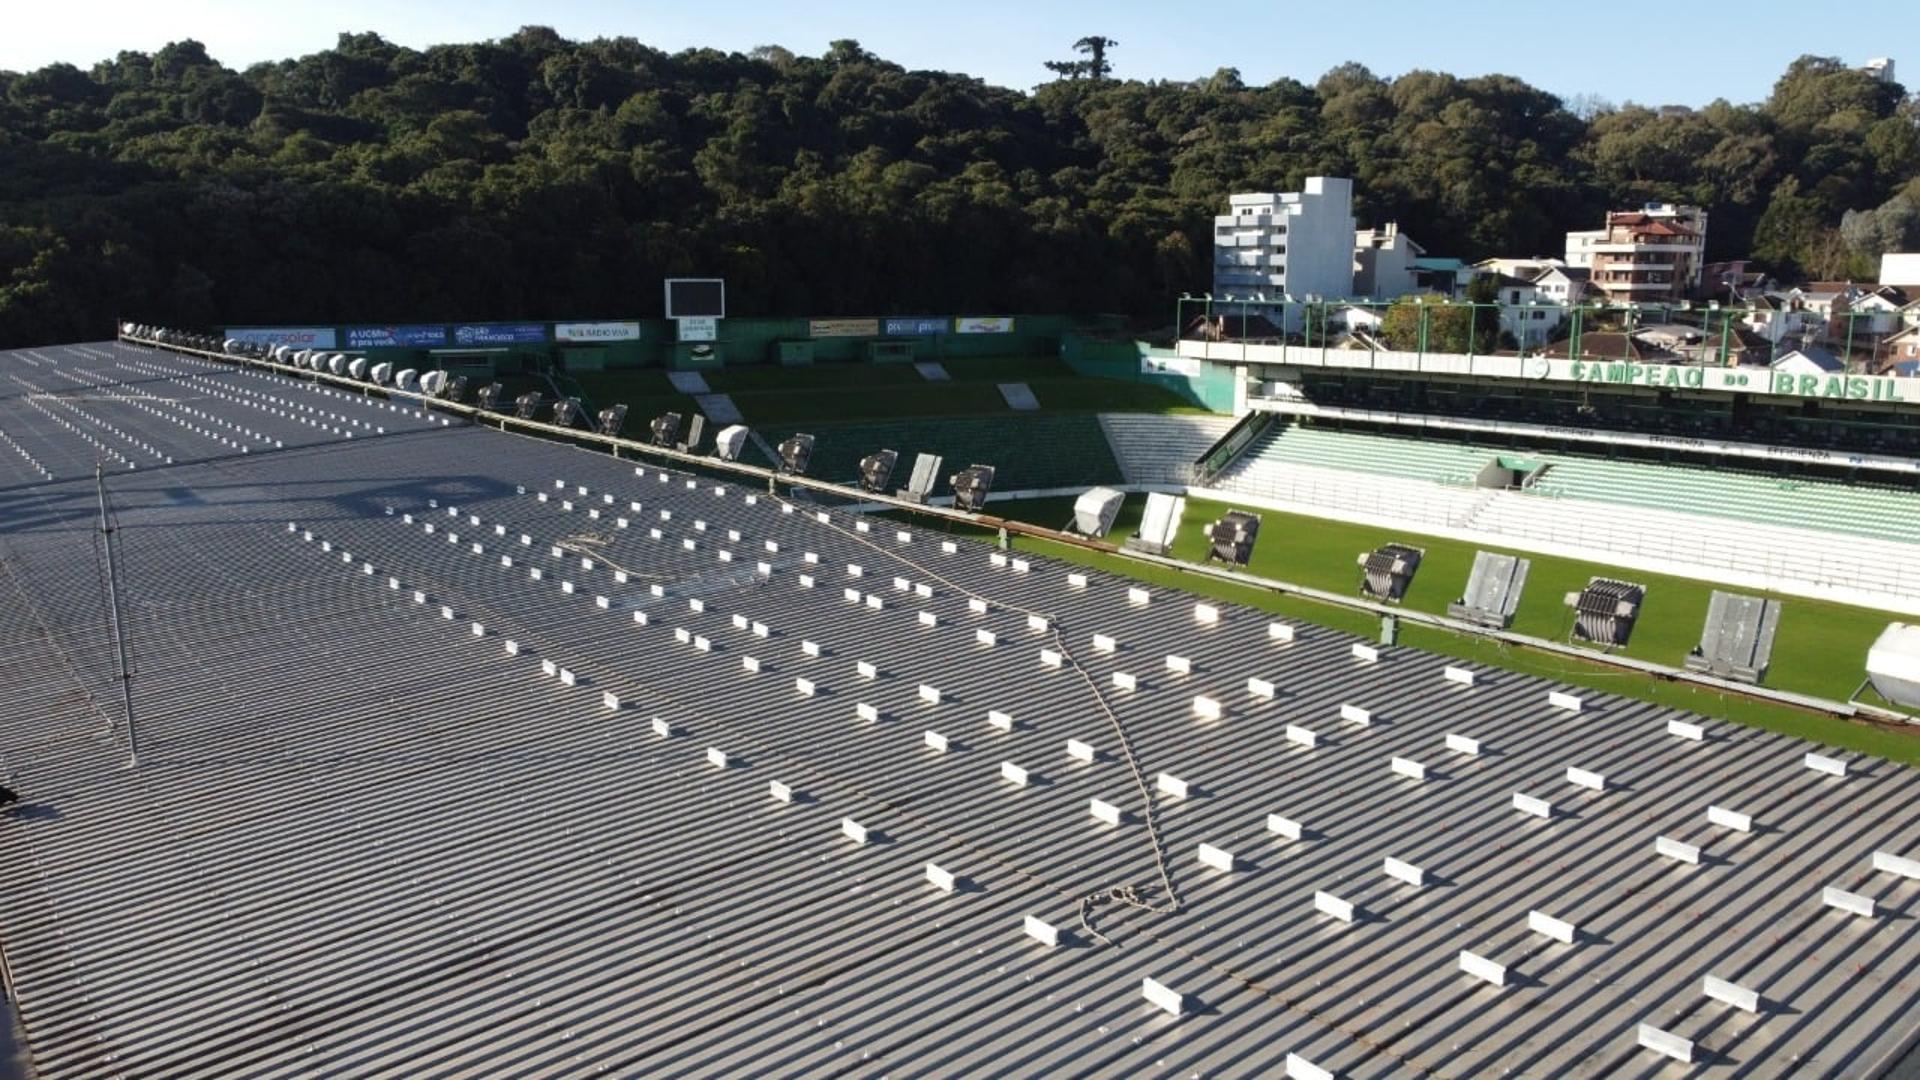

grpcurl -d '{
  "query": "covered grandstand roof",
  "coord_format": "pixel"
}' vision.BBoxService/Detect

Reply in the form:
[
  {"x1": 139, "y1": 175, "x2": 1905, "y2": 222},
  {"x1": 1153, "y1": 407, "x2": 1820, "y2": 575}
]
[{"x1": 0, "y1": 340, "x2": 1917, "y2": 1078}]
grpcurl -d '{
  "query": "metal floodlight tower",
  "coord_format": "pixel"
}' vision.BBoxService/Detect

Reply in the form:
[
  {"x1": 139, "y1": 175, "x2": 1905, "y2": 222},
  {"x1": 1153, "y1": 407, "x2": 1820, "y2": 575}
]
[
  {"x1": 777, "y1": 433, "x2": 815, "y2": 476},
  {"x1": 859, "y1": 449, "x2": 899, "y2": 494},
  {"x1": 1204, "y1": 509, "x2": 1261, "y2": 568},
  {"x1": 948, "y1": 464, "x2": 996, "y2": 513}
]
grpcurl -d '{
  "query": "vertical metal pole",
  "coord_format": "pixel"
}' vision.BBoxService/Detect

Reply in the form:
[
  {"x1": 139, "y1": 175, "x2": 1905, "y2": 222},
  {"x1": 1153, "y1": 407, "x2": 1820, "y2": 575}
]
[
  {"x1": 96, "y1": 464, "x2": 138, "y2": 767},
  {"x1": 1843, "y1": 310, "x2": 1857, "y2": 369}
]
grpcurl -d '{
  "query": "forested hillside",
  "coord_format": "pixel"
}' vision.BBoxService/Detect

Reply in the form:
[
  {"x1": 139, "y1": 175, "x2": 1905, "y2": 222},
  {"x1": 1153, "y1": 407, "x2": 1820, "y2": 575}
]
[{"x1": 0, "y1": 29, "x2": 1915, "y2": 347}]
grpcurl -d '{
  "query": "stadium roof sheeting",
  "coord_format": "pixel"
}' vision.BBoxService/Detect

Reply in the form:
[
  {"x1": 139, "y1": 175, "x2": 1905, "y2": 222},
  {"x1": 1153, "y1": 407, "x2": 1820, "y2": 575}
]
[{"x1": 0, "y1": 341, "x2": 1917, "y2": 1078}]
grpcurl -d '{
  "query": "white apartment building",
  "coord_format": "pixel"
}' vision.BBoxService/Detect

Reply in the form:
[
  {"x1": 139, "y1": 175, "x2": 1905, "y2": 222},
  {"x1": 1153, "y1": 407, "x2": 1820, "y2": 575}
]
[
  {"x1": 1565, "y1": 202, "x2": 1709, "y2": 303},
  {"x1": 1213, "y1": 177, "x2": 1358, "y2": 328},
  {"x1": 1353, "y1": 222, "x2": 1424, "y2": 299}
]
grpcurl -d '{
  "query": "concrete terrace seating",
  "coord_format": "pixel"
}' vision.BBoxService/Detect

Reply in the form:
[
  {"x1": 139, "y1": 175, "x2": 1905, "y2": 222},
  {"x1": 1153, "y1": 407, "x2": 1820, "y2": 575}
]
[
  {"x1": 1225, "y1": 424, "x2": 1496, "y2": 488},
  {"x1": 1469, "y1": 489, "x2": 1920, "y2": 600},
  {"x1": 1207, "y1": 457, "x2": 1489, "y2": 530},
  {"x1": 1533, "y1": 457, "x2": 1920, "y2": 546},
  {"x1": 1098, "y1": 412, "x2": 1238, "y2": 484},
  {"x1": 758, "y1": 414, "x2": 1124, "y2": 494}
]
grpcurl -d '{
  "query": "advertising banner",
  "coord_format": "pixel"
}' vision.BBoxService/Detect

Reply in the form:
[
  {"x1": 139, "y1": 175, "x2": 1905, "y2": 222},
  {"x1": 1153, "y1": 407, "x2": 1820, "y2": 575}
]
[
  {"x1": 226, "y1": 327, "x2": 337, "y2": 349},
  {"x1": 453, "y1": 323, "x2": 548, "y2": 346},
  {"x1": 1141, "y1": 354, "x2": 1203, "y2": 378},
  {"x1": 809, "y1": 318, "x2": 881, "y2": 338},
  {"x1": 955, "y1": 316, "x2": 1015, "y2": 334},
  {"x1": 884, "y1": 317, "x2": 948, "y2": 337},
  {"x1": 1187, "y1": 340, "x2": 1920, "y2": 405},
  {"x1": 345, "y1": 325, "x2": 447, "y2": 348},
  {"x1": 555, "y1": 321, "x2": 642, "y2": 343}
]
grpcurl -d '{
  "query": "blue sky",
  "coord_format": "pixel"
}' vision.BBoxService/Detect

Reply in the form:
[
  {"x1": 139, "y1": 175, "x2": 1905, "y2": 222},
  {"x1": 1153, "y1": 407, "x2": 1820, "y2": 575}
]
[{"x1": 6, "y1": 0, "x2": 1917, "y2": 108}]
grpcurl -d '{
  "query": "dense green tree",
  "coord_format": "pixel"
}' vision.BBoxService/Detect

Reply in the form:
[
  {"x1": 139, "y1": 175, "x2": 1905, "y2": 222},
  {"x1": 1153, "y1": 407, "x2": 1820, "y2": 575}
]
[
  {"x1": 1045, "y1": 36, "x2": 1118, "y2": 82},
  {"x1": 1377, "y1": 278, "x2": 1502, "y2": 353},
  {"x1": 0, "y1": 34, "x2": 1913, "y2": 348}
]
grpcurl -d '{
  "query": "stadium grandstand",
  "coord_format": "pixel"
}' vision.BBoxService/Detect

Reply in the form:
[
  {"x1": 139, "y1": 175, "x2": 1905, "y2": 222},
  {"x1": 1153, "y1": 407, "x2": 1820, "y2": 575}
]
[
  {"x1": 1173, "y1": 316, "x2": 1920, "y2": 616},
  {"x1": 0, "y1": 328, "x2": 1913, "y2": 1078}
]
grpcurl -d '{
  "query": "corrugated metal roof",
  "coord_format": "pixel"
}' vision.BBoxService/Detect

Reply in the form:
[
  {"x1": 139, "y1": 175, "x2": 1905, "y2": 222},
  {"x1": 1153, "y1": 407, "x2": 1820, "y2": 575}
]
[{"x1": 0, "y1": 341, "x2": 1916, "y2": 1079}]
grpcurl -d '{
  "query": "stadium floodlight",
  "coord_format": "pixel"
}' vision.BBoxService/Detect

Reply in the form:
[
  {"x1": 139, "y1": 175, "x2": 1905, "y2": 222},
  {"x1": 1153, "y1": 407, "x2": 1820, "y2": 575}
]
[
  {"x1": 1124, "y1": 492, "x2": 1185, "y2": 556},
  {"x1": 370, "y1": 362, "x2": 393, "y2": 386},
  {"x1": 327, "y1": 354, "x2": 346, "y2": 376},
  {"x1": 513, "y1": 392, "x2": 543, "y2": 420},
  {"x1": 777, "y1": 433, "x2": 815, "y2": 476},
  {"x1": 596, "y1": 404, "x2": 627, "y2": 436},
  {"x1": 1449, "y1": 551, "x2": 1529, "y2": 629},
  {"x1": 680, "y1": 415, "x2": 707, "y2": 453},
  {"x1": 347, "y1": 357, "x2": 369, "y2": 381},
  {"x1": 1865, "y1": 623, "x2": 1920, "y2": 710},
  {"x1": 475, "y1": 383, "x2": 502, "y2": 411},
  {"x1": 1203, "y1": 509, "x2": 1261, "y2": 568},
  {"x1": 859, "y1": 449, "x2": 898, "y2": 494},
  {"x1": 1565, "y1": 577, "x2": 1646, "y2": 649},
  {"x1": 949, "y1": 464, "x2": 996, "y2": 513},
  {"x1": 550, "y1": 397, "x2": 582, "y2": 427},
  {"x1": 1358, "y1": 543, "x2": 1424, "y2": 603},
  {"x1": 396, "y1": 369, "x2": 420, "y2": 392},
  {"x1": 419, "y1": 370, "x2": 447, "y2": 397},
  {"x1": 442, "y1": 375, "x2": 467, "y2": 403},
  {"x1": 713, "y1": 424, "x2": 749, "y2": 462},
  {"x1": 1684, "y1": 591, "x2": 1781, "y2": 684},
  {"x1": 1070, "y1": 486, "x2": 1124, "y2": 538},
  {"x1": 649, "y1": 412, "x2": 683, "y2": 447},
  {"x1": 901, "y1": 453, "x2": 944, "y2": 503}
]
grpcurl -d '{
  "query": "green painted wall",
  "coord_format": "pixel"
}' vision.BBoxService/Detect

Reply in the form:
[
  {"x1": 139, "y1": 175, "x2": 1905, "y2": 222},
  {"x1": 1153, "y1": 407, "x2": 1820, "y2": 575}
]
[{"x1": 1059, "y1": 335, "x2": 1238, "y2": 413}]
